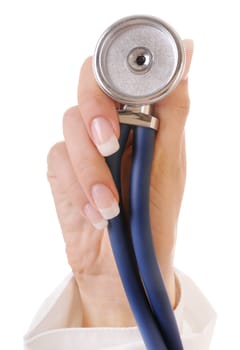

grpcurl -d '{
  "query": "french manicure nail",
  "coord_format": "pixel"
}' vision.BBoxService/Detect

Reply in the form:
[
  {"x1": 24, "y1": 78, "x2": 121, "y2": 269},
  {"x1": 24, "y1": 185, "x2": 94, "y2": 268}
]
[
  {"x1": 91, "y1": 184, "x2": 120, "y2": 220},
  {"x1": 83, "y1": 203, "x2": 108, "y2": 230},
  {"x1": 91, "y1": 117, "x2": 119, "y2": 156}
]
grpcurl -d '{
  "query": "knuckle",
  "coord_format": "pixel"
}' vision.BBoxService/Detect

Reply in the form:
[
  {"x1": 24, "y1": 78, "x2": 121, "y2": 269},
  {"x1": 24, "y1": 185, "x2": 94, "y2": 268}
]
[
  {"x1": 47, "y1": 142, "x2": 69, "y2": 186},
  {"x1": 175, "y1": 95, "x2": 191, "y2": 115},
  {"x1": 47, "y1": 141, "x2": 66, "y2": 168},
  {"x1": 76, "y1": 157, "x2": 95, "y2": 180},
  {"x1": 78, "y1": 92, "x2": 105, "y2": 111},
  {"x1": 62, "y1": 106, "x2": 79, "y2": 128},
  {"x1": 80, "y1": 56, "x2": 93, "y2": 74}
]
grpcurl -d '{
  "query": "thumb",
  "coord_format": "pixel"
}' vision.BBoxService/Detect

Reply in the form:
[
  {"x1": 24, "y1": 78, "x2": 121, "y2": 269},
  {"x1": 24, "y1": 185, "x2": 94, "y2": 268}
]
[
  {"x1": 153, "y1": 39, "x2": 194, "y2": 148},
  {"x1": 182, "y1": 39, "x2": 194, "y2": 81}
]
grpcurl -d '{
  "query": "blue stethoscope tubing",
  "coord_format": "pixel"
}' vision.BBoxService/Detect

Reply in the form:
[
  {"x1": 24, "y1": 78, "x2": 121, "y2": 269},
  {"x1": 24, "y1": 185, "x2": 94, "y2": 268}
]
[{"x1": 106, "y1": 124, "x2": 183, "y2": 350}]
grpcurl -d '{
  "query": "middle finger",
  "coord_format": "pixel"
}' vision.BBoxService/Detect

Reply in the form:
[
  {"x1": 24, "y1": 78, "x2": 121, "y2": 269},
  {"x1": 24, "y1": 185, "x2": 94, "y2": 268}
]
[{"x1": 63, "y1": 106, "x2": 120, "y2": 221}]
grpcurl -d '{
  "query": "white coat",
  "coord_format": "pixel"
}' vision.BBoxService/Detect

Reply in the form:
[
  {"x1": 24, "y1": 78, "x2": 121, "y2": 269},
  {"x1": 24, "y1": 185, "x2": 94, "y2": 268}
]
[{"x1": 24, "y1": 270, "x2": 217, "y2": 350}]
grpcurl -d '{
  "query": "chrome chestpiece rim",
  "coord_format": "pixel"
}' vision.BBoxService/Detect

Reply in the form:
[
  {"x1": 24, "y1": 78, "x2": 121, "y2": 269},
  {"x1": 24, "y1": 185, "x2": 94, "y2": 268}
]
[{"x1": 93, "y1": 15, "x2": 185, "y2": 106}]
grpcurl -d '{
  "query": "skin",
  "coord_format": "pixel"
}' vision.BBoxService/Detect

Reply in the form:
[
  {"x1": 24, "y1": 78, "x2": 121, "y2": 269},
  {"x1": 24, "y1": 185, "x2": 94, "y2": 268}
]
[{"x1": 47, "y1": 39, "x2": 194, "y2": 328}]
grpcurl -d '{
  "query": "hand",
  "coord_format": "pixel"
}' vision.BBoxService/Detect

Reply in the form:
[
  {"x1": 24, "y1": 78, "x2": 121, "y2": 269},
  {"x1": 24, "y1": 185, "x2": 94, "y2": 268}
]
[{"x1": 47, "y1": 39, "x2": 194, "y2": 327}]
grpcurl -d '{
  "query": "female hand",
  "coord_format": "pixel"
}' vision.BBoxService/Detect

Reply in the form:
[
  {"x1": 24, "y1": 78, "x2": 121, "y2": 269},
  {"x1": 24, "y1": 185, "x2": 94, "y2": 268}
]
[{"x1": 47, "y1": 39, "x2": 193, "y2": 327}]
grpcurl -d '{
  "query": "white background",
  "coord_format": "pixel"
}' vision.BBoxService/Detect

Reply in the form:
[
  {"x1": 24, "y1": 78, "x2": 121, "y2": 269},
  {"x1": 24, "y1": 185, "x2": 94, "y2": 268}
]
[{"x1": 0, "y1": 0, "x2": 239, "y2": 348}]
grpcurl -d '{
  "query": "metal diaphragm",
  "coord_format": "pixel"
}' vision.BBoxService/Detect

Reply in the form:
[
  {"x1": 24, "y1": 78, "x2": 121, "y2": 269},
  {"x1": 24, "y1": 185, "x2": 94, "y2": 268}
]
[{"x1": 93, "y1": 15, "x2": 185, "y2": 106}]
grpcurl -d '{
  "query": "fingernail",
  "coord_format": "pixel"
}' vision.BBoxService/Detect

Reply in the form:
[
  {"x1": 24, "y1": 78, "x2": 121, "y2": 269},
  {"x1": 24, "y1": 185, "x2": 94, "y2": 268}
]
[
  {"x1": 91, "y1": 184, "x2": 120, "y2": 220},
  {"x1": 182, "y1": 39, "x2": 194, "y2": 80},
  {"x1": 91, "y1": 117, "x2": 119, "y2": 156},
  {"x1": 83, "y1": 203, "x2": 108, "y2": 230}
]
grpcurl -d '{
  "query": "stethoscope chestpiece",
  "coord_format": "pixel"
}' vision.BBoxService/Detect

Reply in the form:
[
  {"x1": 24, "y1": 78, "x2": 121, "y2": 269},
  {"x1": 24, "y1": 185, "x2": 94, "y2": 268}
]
[{"x1": 93, "y1": 15, "x2": 185, "y2": 107}]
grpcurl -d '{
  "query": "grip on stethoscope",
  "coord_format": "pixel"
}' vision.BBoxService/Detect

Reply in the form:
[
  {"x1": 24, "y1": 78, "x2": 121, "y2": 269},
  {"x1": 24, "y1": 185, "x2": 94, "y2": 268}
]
[{"x1": 94, "y1": 15, "x2": 185, "y2": 350}]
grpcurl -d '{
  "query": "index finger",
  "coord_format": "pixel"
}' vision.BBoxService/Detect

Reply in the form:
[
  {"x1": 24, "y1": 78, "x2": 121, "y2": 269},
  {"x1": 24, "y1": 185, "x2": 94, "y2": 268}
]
[{"x1": 78, "y1": 57, "x2": 120, "y2": 157}]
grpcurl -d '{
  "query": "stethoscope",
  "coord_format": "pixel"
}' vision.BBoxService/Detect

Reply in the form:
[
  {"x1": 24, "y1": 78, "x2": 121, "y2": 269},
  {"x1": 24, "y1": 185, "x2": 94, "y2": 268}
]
[{"x1": 93, "y1": 15, "x2": 185, "y2": 350}]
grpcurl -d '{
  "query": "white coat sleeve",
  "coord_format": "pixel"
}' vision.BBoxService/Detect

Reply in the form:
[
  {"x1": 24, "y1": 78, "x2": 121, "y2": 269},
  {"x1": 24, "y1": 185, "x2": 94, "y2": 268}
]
[{"x1": 24, "y1": 270, "x2": 217, "y2": 350}]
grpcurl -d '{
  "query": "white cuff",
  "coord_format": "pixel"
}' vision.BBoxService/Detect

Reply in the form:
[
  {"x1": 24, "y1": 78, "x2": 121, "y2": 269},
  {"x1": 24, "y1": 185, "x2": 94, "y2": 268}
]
[{"x1": 24, "y1": 270, "x2": 217, "y2": 350}]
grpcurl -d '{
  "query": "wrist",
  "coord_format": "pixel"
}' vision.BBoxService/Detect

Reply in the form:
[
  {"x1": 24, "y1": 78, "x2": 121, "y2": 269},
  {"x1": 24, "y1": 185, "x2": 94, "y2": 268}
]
[
  {"x1": 161, "y1": 267, "x2": 179, "y2": 309},
  {"x1": 75, "y1": 273, "x2": 136, "y2": 327}
]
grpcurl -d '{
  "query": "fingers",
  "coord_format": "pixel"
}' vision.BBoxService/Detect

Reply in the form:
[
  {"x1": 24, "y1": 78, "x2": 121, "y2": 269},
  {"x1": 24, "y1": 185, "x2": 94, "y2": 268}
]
[
  {"x1": 78, "y1": 57, "x2": 120, "y2": 157},
  {"x1": 63, "y1": 57, "x2": 123, "y2": 225},
  {"x1": 63, "y1": 106, "x2": 120, "y2": 221},
  {"x1": 60, "y1": 39, "x2": 193, "y2": 230},
  {"x1": 47, "y1": 141, "x2": 108, "y2": 231}
]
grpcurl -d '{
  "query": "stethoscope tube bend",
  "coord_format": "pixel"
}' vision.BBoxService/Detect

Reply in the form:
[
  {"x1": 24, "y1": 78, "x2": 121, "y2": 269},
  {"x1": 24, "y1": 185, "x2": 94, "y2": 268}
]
[
  {"x1": 106, "y1": 123, "x2": 183, "y2": 350},
  {"x1": 106, "y1": 125, "x2": 168, "y2": 350}
]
